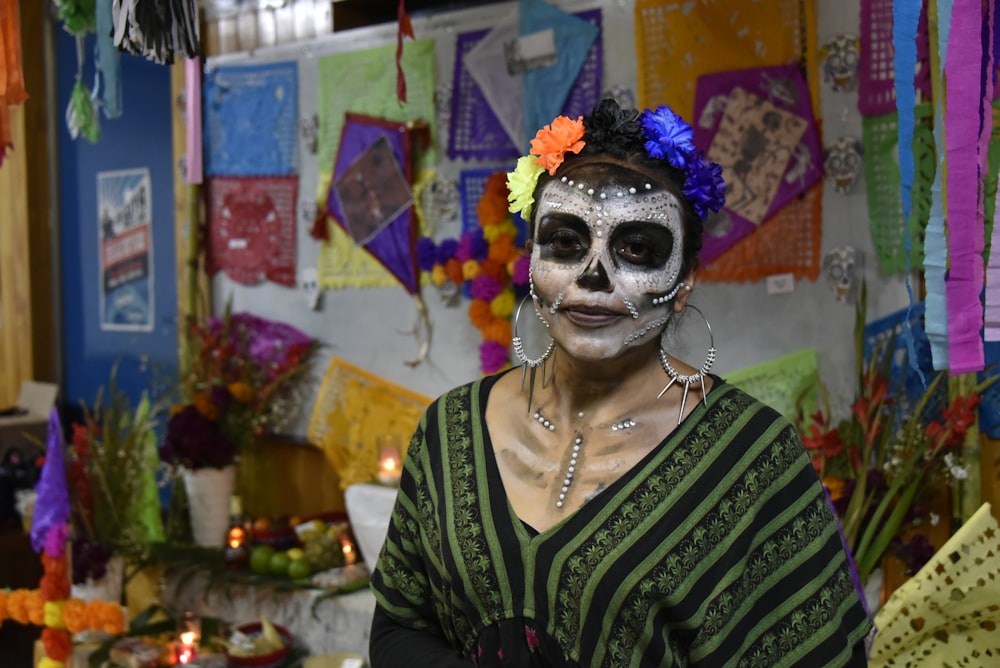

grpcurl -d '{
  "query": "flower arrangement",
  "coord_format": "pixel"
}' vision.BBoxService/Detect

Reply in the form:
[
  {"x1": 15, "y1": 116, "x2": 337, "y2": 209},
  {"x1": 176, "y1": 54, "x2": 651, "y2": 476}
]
[
  {"x1": 799, "y1": 289, "x2": 997, "y2": 584},
  {"x1": 417, "y1": 172, "x2": 530, "y2": 374},
  {"x1": 67, "y1": 369, "x2": 165, "y2": 580},
  {"x1": 506, "y1": 105, "x2": 726, "y2": 221},
  {"x1": 161, "y1": 309, "x2": 320, "y2": 470}
]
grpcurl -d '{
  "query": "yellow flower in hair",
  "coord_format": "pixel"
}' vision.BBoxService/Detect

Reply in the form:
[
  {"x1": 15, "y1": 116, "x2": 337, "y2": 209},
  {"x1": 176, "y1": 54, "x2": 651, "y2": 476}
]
[
  {"x1": 431, "y1": 264, "x2": 448, "y2": 286},
  {"x1": 507, "y1": 156, "x2": 545, "y2": 219},
  {"x1": 490, "y1": 289, "x2": 515, "y2": 318},
  {"x1": 462, "y1": 260, "x2": 480, "y2": 281}
]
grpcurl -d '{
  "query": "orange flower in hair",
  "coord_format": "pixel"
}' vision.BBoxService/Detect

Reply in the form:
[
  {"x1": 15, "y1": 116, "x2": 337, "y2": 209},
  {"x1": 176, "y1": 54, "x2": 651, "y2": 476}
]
[{"x1": 530, "y1": 115, "x2": 585, "y2": 175}]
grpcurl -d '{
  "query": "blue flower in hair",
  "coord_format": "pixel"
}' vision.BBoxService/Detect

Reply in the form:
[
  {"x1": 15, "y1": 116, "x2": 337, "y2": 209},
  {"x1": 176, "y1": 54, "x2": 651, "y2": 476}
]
[
  {"x1": 682, "y1": 153, "x2": 727, "y2": 220},
  {"x1": 638, "y1": 106, "x2": 696, "y2": 169}
]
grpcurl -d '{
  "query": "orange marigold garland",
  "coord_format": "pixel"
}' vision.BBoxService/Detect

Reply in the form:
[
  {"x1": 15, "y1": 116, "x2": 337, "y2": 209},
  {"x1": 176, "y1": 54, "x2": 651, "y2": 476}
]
[{"x1": 417, "y1": 171, "x2": 530, "y2": 374}]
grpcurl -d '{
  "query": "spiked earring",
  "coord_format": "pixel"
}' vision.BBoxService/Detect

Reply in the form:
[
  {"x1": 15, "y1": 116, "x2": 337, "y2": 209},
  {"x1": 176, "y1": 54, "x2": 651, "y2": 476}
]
[{"x1": 657, "y1": 304, "x2": 716, "y2": 423}]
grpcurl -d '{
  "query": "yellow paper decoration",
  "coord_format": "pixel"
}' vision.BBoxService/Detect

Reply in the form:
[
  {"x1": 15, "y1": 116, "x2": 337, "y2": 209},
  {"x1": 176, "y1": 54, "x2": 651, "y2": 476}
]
[
  {"x1": 869, "y1": 503, "x2": 1000, "y2": 665},
  {"x1": 634, "y1": 0, "x2": 819, "y2": 120},
  {"x1": 307, "y1": 357, "x2": 432, "y2": 490}
]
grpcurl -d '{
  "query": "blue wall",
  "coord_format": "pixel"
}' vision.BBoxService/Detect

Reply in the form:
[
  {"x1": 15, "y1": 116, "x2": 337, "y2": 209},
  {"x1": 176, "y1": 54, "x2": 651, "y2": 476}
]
[{"x1": 56, "y1": 28, "x2": 178, "y2": 409}]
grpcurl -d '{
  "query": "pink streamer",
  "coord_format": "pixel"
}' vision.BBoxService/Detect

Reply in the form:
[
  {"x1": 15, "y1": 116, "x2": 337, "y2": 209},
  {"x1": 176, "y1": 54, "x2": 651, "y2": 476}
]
[
  {"x1": 945, "y1": 0, "x2": 986, "y2": 374},
  {"x1": 186, "y1": 57, "x2": 203, "y2": 185}
]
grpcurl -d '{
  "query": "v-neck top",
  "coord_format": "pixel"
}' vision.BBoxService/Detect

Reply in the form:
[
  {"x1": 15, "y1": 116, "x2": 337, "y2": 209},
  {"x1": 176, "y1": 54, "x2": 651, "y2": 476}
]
[{"x1": 370, "y1": 372, "x2": 872, "y2": 667}]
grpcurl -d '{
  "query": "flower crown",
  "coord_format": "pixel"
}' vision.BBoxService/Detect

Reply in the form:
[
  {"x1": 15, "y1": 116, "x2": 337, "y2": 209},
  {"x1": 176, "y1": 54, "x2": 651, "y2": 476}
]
[{"x1": 506, "y1": 106, "x2": 726, "y2": 221}]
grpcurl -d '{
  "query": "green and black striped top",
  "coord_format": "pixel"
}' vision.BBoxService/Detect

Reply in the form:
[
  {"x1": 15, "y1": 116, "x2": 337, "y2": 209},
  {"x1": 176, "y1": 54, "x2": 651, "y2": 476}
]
[{"x1": 371, "y1": 373, "x2": 872, "y2": 667}]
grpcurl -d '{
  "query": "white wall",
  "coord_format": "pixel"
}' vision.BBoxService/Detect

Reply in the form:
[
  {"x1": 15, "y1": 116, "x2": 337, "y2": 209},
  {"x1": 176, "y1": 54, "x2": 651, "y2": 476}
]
[{"x1": 209, "y1": 0, "x2": 911, "y2": 435}]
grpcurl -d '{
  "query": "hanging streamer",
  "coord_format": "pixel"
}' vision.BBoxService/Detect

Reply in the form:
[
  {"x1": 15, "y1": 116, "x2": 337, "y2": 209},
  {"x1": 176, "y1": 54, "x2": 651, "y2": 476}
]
[
  {"x1": 95, "y1": 0, "x2": 121, "y2": 118},
  {"x1": 396, "y1": 0, "x2": 414, "y2": 104},
  {"x1": 893, "y1": 0, "x2": 926, "y2": 385},
  {"x1": 65, "y1": 36, "x2": 100, "y2": 143},
  {"x1": 112, "y1": 0, "x2": 200, "y2": 65},
  {"x1": 185, "y1": 57, "x2": 202, "y2": 184},
  {"x1": 945, "y1": 0, "x2": 988, "y2": 374},
  {"x1": 1, "y1": 0, "x2": 29, "y2": 166},
  {"x1": 925, "y1": 0, "x2": 953, "y2": 365}
]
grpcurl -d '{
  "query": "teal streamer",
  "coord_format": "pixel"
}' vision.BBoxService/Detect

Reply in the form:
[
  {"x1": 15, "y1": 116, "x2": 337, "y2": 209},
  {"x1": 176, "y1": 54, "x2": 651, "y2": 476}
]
[
  {"x1": 94, "y1": 0, "x2": 121, "y2": 118},
  {"x1": 893, "y1": 0, "x2": 926, "y2": 386}
]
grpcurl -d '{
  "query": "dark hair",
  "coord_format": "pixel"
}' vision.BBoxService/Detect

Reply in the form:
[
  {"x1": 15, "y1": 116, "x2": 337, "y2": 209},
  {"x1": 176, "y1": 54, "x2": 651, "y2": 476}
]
[{"x1": 529, "y1": 99, "x2": 705, "y2": 276}]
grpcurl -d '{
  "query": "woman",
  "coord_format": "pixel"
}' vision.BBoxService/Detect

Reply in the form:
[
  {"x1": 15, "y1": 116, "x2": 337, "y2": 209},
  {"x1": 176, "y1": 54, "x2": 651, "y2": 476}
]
[{"x1": 369, "y1": 99, "x2": 872, "y2": 666}]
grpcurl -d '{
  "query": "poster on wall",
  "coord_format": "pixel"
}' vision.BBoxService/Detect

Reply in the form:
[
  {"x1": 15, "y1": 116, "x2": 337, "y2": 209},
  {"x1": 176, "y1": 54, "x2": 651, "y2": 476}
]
[{"x1": 97, "y1": 168, "x2": 154, "y2": 332}]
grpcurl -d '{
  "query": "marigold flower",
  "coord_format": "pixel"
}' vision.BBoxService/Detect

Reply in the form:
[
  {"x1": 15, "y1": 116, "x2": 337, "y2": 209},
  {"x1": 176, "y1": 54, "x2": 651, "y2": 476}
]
[
  {"x1": 192, "y1": 392, "x2": 219, "y2": 421},
  {"x1": 42, "y1": 628, "x2": 72, "y2": 662},
  {"x1": 227, "y1": 381, "x2": 254, "y2": 403},
  {"x1": 430, "y1": 264, "x2": 448, "y2": 286},
  {"x1": 479, "y1": 258, "x2": 507, "y2": 281},
  {"x1": 7, "y1": 589, "x2": 30, "y2": 625},
  {"x1": 822, "y1": 476, "x2": 848, "y2": 503},
  {"x1": 468, "y1": 300, "x2": 494, "y2": 329},
  {"x1": 480, "y1": 317, "x2": 512, "y2": 344},
  {"x1": 490, "y1": 289, "x2": 515, "y2": 318},
  {"x1": 480, "y1": 339, "x2": 511, "y2": 374},
  {"x1": 445, "y1": 258, "x2": 464, "y2": 285},
  {"x1": 482, "y1": 221, "x2": 518, "y2": 244},
  {"x1": 26, "y1": 590, "x2": 45, "y2": 626},
  {"x1": 61, "y1": 599, "x2": 87, "y2": 634},
  {"x1": 44, "y1": 601, "x2": 66, "y2": 629},
  {"x1": 488, "y1": 235, "x2": 518, "y2": 264},
  {"x1": 462, "y1": 260, "x2": 480, "y2": 281},
  {"x1": 40, "y1": 573, "x2": 70, "y2": 602},
  {"x1": 0, "y1": 589, "x2": 8, "y2": 624},
  {"x1": 38, "y1": 658, "x2": 64, "y2": 668},
  {"x1": 529, "y1": 115, "x2": 585, "y2": 175},
  {"x1": 476, "y1": 177, "x2": 510, "y2": 227}
]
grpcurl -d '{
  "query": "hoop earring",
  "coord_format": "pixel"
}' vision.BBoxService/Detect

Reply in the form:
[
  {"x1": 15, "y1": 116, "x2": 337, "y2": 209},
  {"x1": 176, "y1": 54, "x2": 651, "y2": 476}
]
[
  {"x1": 657, "y1": 304, "x2": 716, "y2": 424},
  {"x1": 513, "y1": 294, "x2": 556, "y2": 406}
]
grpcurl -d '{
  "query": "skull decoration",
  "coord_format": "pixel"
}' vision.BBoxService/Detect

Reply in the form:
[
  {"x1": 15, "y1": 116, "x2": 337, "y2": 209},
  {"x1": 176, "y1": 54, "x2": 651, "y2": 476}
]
[
  {"x1": 824, "y1": 137, "x2": 863, "y2": 194},
  {"x1": 820, "y1": 35, "x2": 860, "y2": 93},
  {"x1": 299, "y1": 114, "x2": 319, "y2": 155},
  {"x1": 301, "y1": 266, "x2": 323, "y2": 311},
  {"x1": 822, "y1": 246, "x2": 860, "y2": 303}
]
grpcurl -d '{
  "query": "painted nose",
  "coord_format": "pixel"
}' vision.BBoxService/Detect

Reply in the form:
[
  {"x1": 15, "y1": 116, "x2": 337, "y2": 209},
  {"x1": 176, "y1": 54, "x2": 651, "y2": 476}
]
[{"x1": 576, "y1": 256, "x2": 612, "y2": 292}]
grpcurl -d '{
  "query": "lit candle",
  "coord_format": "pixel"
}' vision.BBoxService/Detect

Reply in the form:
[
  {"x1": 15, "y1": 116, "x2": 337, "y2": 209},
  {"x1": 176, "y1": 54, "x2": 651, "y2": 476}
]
[
  {"x1": 177, "y1": 612, "x2": 201, "y2": 664},
  {"x1": 177, "y1": 632, "x2": 196, "y2": 664},
  {"x1": 339, "y1": 532, "x2": 358, "y2": 565},
  {"x1": 377, "y1": 441, "x2": 402, "y2": 486}
]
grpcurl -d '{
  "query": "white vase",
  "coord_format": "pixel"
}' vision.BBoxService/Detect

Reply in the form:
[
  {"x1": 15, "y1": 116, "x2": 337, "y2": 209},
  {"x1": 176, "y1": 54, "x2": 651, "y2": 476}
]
[{"x1": 182, "y1": 465, "x2": 236, "y2": 548}]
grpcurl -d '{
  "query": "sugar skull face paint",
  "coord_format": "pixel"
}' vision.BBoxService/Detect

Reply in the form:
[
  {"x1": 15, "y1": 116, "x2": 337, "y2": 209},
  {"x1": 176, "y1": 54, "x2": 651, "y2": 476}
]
[{"x1": 530, "y1": 174, "x2": 687, "y2": 359}]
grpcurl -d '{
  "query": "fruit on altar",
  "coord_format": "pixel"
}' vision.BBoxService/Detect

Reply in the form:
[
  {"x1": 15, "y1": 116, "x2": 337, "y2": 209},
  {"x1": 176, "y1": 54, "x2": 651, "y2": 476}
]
[
  {"x1": 303, "y1": 533, "x2": 345, "y2": 571},
  {"x1": 249, "y1": 544, "x2": 275, "y2": 574}
]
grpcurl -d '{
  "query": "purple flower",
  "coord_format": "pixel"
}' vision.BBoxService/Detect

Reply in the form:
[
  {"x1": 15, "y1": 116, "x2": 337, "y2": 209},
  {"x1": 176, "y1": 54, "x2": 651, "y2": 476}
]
[
  {"x1": 469, "y1": 229, "x2": 489, "y2": 262},
  {"x1": 455, "y1": 232, "x2": 474, "y2": 263},
  {"x1": 639, "y1": 106, "x2": 696, "y2": 169},
  {"x1": 72, "y1": 538, "x2": 112, "y2": 584},
  {"x1": 162, "y1": 405, "x2": 236, "y2": 470},
  {"x1": 682, "y1": 154, "x2": 726, "y2": 220},
  {"x1": 511, "y1": 255, "x2": 530, "y2": 287},
  {"x1": 436, "y1": 238, "x2": 459, "y2": 264},
  {"x1": 416, "y1": 237, "x2": 437, "y2": 271},
  {"x1": 480, "y1": 340, "x2": 510, "y2": 374},
  {"x1": 210, "y1": 384, "x2": 233, "y2": 412},
  {"x1": 471, "y1": 274, "x2": 503, "y2": 302}
]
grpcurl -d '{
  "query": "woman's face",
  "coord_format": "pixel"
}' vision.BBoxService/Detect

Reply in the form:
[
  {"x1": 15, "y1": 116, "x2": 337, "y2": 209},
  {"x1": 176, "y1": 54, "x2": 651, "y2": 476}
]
[{"x1": 530, "y1": 172, "x2": 688, "y2": 361}]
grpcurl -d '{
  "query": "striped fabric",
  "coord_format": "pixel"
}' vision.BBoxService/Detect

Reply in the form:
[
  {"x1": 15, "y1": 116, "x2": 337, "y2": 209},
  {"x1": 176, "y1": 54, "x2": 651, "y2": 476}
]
[{"x1": 372, "y1": 374, "x2": 872, "y2": 667}]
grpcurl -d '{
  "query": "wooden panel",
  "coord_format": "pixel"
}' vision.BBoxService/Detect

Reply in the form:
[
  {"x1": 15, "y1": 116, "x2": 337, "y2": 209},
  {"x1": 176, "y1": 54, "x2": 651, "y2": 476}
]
[
  {"x1": 0, "y1": 0, "x2": 54, "y2": 408},
  {"x1": 0, "y1": 103, "x2": 32, "y2": 408},
  {"x1": 237, "y1": 438, "x2": 346, "y2": 519}
]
